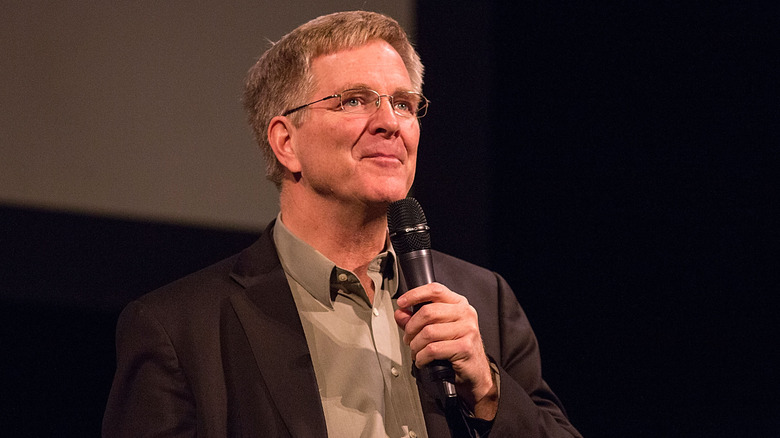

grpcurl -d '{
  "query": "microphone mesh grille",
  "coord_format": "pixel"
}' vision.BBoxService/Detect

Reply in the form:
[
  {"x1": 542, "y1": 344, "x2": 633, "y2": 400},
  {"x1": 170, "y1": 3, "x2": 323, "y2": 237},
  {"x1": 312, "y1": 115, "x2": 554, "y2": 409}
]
[{"x1": 387, "y1": 197, "x2": 431, "y2": 253}]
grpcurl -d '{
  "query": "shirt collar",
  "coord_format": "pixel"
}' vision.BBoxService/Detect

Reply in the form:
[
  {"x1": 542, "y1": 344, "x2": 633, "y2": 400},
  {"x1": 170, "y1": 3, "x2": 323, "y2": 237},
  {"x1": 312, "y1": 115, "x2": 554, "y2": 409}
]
[{"x1": 272, "y1": 213, "x2": 399, "y2": 308}]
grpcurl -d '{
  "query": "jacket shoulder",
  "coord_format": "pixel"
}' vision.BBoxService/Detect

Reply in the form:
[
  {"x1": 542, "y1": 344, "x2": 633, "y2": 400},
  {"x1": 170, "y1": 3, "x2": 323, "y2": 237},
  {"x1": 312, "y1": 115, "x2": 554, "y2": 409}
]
[
  {"x1": 137, "y1": 253, "x2": 242, "y2": 312},
  {"x1": 431, "y1": 250, "x2": 502, "y2": 292},
  {"x1": 135, "y1": 224, "x2": 277, "y2": 315}
]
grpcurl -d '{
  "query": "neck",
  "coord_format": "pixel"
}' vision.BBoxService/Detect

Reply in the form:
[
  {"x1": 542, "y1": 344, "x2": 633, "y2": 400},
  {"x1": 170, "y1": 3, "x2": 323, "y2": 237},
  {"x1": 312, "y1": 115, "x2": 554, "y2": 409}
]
[
  {"x1": 279, "y1": 189, "x2": 391, "y2": 304},
  {"x1": 279, "y1": 189, "x2": 389, "y2": 275}
]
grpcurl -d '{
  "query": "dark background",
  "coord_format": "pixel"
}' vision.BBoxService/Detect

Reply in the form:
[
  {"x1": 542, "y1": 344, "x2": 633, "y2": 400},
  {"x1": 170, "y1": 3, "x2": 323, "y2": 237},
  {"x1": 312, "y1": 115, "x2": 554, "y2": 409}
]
[
  {"x1": 414, "y1": 3, "x2": 778, "y2": 436},
  {"x1": 2, "y1": 3, "x2": 777, "y2": 436}
]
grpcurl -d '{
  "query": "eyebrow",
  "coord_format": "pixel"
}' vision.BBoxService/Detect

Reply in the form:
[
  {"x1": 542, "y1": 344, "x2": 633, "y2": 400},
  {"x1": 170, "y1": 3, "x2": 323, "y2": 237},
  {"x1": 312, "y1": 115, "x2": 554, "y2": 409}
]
[
  {"x1": 342, "y1": 83, "x2": 372, "y2": 90},
  {"x1": 337, "y1": 83, "x2": 415, "y2": 94}
]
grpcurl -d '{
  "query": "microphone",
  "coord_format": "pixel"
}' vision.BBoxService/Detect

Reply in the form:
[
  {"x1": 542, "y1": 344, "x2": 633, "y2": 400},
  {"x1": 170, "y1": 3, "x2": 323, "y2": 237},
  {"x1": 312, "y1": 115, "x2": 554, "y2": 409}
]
[{"x1": 387, "y1": 197, "x2": 458, "y2": 410}]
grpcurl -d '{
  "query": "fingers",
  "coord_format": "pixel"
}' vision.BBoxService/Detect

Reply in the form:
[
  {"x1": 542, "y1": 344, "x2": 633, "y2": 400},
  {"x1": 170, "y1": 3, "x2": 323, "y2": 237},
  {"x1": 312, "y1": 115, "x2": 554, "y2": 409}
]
[
  {"x1": 394, "y1": 305, "x2": 413, "y2": 329},
  {"x1": 406, "y1": 321, "x2": 480, "y2": 367},
  {"x1": 398, "y1": 300, "x2": 478, "y2": 345},
  {"x1": 394, "y1": 282, "x2": 463, "y2": 331},
  {"x1": 396, "y1": 282, "x2": 463, "y2": 309},
  {"x1": 393, "y1": 282, "x2": 481, "y2": 365}
]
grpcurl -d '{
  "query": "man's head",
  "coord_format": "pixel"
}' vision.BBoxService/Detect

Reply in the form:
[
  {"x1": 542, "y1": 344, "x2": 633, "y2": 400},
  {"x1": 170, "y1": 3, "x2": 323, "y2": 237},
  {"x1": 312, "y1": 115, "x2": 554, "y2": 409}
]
[{"x1": 243, "y1": 11, "x2": 424, "y2": 187}]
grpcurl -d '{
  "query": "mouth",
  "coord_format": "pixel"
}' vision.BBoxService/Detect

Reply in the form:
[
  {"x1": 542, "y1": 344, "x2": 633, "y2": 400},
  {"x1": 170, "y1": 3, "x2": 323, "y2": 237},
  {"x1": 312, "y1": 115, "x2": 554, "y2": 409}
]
[
  {"x1": 363, "y1": 154, "x2": 403, "y2": 167},
  {"x1": 362, "y1": 152, "x2": 404, "y2": 165}
]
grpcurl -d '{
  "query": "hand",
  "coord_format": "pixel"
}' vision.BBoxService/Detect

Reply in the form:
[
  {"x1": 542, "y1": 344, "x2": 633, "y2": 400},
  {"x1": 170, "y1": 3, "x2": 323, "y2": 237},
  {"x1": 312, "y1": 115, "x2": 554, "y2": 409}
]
[{"x1": 395, "y1": 283, "x2": 498, "y2": 420}]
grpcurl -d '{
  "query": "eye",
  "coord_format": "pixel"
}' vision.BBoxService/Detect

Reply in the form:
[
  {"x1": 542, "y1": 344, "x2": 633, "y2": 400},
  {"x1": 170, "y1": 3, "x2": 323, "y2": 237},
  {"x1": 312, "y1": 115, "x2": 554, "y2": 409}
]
[
  {"x1": 393, "y1": 94, "x2": 419, "y2": 115},
  {"x1": 394, "y1": 101, "x2": 411, "y2": 114},
  {"x1": 341, "y1": 89, "x2": 374, "y2": 110},
  {"x1": 344, "y1": 96, "x2": 363, "y2": 108}
]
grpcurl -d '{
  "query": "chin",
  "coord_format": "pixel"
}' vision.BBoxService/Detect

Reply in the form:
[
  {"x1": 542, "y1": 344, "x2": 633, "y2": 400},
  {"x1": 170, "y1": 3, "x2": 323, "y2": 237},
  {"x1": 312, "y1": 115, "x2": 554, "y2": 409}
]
[
  {"x1": 360, "y1": 189, "x2": 408, "y2": 207},
  {"x1": 361, "y1": 177, "x2": 411, "y2": 202},
  {"x1": 366, "y1": 192, "x2": 405, "y2": 204}
]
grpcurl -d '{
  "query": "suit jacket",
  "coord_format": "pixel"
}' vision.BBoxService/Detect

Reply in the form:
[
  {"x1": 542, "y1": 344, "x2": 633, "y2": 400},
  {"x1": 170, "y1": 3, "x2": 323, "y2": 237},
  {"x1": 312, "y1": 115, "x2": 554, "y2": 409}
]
[{"x1": 103, "y1": 221, "x2": 581, "y2": 437}]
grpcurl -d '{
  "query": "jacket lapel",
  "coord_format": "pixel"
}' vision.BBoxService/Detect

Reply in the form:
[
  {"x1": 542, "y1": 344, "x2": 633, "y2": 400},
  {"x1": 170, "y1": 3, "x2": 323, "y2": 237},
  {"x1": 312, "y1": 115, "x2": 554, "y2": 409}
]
[{"x1": 226, "y1": 222, "x2": 327, "y2": 437}]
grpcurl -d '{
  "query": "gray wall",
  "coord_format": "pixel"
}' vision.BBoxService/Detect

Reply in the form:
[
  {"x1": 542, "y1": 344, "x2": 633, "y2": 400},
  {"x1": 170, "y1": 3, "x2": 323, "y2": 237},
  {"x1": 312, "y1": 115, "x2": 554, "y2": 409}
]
[{"x1": 1, "y1": 1, "x2": 415, "y2": 231}]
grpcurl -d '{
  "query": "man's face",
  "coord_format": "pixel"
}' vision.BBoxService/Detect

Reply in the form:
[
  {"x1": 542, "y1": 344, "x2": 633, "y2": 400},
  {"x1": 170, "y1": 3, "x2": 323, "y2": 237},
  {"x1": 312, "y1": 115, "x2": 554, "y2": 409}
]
[{"x1": 288, "y1": 40, "x2": 420, "y2": 206}]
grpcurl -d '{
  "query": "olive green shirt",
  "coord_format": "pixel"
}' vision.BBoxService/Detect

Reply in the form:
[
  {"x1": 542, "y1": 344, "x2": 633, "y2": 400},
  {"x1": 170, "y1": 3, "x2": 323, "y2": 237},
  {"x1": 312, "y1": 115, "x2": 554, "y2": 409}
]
[{"x1": 273, "y1": 215, "x2": 428, "y2": 438}]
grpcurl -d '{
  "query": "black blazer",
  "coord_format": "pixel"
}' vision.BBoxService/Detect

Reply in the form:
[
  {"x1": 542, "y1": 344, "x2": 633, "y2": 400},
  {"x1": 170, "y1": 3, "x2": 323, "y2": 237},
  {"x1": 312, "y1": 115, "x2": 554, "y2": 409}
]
[{"x1": 103, "y1": 221, "x2": 580, "y2": 437}]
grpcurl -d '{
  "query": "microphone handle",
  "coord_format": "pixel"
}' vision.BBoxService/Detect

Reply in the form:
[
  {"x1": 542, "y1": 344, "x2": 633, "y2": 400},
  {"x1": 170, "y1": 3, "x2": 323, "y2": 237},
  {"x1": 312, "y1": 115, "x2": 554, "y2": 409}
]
[{"x1": 397, "y1": 249, "x2": 458, "y2": 410}]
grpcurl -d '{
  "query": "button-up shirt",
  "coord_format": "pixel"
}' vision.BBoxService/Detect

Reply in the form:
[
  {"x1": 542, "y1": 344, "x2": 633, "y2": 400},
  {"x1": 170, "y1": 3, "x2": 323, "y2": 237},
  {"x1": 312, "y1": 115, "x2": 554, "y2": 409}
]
[{"x1": 273, "y1": 216, "x2": 428, "y2": 438}]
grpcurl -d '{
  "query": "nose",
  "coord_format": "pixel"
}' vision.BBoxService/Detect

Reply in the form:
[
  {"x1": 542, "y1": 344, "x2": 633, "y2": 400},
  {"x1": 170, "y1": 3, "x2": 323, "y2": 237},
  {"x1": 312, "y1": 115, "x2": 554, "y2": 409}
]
[{"x1": 369, "y1": 95, "x2": 400, "y2": 137}]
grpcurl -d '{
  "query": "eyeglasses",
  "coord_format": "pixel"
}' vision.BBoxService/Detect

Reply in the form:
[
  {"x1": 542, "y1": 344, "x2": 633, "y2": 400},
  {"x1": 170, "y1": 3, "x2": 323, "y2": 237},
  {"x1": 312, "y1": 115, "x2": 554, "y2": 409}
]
[{"x1": 281, "y1": 88, "x2": 429, "y2": 118}]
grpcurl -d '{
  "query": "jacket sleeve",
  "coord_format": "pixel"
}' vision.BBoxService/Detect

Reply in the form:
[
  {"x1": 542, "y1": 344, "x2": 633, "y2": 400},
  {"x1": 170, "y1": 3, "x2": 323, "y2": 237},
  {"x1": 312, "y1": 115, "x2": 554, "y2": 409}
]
[
  {"x1": 102, "y1": 300, "x2": 197, "y2": 437},
  {"x1": 488, "y1": 272, "x2": 583, "y2": 438}
]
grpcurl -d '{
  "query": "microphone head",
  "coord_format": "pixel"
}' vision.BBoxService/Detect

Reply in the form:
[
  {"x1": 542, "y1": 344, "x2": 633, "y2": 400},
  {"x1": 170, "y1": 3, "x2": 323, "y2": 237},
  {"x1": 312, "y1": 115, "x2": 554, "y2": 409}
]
[{"x1": 387, "y1": 197, "x2": 431, "y2": 253}]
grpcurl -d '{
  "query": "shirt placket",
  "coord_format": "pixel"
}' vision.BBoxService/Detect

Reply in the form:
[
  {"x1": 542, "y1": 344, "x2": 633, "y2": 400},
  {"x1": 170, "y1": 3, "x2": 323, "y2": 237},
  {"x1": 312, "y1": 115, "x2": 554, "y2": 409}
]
[{"x1": 366, "y1": 259, "x2": 427, "y2": 438}]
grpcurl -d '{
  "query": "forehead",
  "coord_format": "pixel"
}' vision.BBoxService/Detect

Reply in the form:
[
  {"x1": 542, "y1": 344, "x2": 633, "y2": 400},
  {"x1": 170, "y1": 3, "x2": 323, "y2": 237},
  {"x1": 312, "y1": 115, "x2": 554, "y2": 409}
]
[{"x1": 310, "y1": 40, "x2": 412, "y2": 92}]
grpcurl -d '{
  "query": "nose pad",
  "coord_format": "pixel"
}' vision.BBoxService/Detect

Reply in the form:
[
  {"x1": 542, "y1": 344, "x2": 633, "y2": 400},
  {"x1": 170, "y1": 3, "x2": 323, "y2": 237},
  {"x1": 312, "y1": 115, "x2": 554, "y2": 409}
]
[
  {"x1": 370, "y1": 95, "x2": 400, "y2": 135},
  {"x1": 376, "y1": 95, "x2": 396, "y2": 115}
]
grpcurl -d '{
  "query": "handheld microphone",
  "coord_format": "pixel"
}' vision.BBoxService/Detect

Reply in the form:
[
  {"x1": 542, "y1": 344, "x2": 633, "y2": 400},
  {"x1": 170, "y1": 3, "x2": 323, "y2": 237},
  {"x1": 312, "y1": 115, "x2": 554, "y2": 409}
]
[{"x1": 387, "y1": 197, "x2": 458, "y2": 410}]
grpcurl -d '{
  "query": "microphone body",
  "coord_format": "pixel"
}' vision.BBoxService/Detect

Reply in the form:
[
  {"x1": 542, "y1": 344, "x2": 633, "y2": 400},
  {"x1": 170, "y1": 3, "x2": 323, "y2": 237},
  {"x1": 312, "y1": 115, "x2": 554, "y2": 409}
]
[
  {"x1": 395, "y1": 248, "x2": 435, "y2": 303},
  {"x1": 388, "y1": 198, "x2": 458, "y2": 410}
]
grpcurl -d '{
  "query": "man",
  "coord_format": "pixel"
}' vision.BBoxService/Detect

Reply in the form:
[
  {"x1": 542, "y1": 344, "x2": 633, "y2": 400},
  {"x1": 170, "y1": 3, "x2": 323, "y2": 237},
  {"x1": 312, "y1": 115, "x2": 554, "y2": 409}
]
[{"x1": 103, "y1": 11, "x2": 581, "y2": 438}]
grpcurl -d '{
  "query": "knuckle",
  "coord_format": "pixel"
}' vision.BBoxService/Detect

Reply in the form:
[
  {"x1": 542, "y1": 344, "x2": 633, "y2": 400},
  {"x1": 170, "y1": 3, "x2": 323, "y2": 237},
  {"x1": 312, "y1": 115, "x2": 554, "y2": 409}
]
[
  {"x1": 418, "y1": 325, "x2": 434, "y2": 342},
  {"x1": 415, "y1": 305, "x2": 432, "y2": 320},
  {"x1": 426, "y1": 342, "x2": 442, "y2": 356}
]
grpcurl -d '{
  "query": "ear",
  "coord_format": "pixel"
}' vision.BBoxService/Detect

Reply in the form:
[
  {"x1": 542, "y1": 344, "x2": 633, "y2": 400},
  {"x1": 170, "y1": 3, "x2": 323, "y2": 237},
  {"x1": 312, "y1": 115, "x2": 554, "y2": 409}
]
[{"x1": 267, "y1": 116, "x2": 302, "y2": 174}]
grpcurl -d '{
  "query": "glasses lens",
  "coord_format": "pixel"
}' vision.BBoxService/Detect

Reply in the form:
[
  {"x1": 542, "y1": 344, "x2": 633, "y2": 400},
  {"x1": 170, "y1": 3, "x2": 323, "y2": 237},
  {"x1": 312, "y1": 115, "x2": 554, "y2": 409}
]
[
  {"x1": 340, "y1": 89, "x2": 379, "y2": 114},
  {"x1": 339, "y1": 89, "x2": 428, "y2": 118},
  {"x1": 393, "y1": 92, "x2": 428, "y2": 118}
]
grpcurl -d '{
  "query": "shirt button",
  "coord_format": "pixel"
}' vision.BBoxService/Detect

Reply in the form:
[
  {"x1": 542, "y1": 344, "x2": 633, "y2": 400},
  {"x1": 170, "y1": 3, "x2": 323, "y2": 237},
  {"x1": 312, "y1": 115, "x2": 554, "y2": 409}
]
[
  {"x1": 338, "y1": 273, "x2": 348, "y2": 282},
  {"x1": 409, "y1": 431, "x2": 418, "y2": 438},
  {"x1": 372, "y1": 308, "x2": 380, "y2": 317},
  {"x1": 391, "y1": 366, "x2": 399, "y2": 377}
]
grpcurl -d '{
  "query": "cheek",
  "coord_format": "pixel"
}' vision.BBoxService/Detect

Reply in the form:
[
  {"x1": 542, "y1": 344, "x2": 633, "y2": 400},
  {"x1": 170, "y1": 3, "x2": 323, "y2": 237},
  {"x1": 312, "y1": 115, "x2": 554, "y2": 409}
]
[
  {"x1": 405, "y1": 138, "x2": 419, "y2": 187},
  {"x1": 320, "y1": 121, "x2": 364, "y2": 156},
  {"x1": 405, "y1": 127, "x2": 421, "y2": 163},
  {"x1": 298, "y1": 124, "x2": 356, "y2": 165}
]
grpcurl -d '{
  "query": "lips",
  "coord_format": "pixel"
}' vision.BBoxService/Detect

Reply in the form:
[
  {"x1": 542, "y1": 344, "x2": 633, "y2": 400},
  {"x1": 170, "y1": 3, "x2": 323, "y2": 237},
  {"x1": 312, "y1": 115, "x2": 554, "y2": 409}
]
[
  {"x1": 364, "y1": 152, "x2": 402, "y2": 160},
  {"x1": 361, "y1": 153, "x2": 405, "y2": 170},
  {"x1": 360, "y1": 144, "x2": 406, "y2": 163}
]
